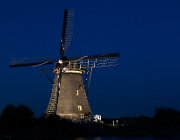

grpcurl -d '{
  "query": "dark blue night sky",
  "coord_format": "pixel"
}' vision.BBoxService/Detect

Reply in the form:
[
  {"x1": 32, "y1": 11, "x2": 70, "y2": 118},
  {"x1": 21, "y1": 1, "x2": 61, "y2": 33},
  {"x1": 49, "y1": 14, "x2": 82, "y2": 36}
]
[{"x1": 0, "y1": 0, "x2": 180, "y2": 118}]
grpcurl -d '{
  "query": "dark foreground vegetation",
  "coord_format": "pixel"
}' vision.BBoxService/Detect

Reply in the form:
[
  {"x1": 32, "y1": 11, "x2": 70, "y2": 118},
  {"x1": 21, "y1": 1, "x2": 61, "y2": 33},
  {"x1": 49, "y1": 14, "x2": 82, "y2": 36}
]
[{"x1": 0, "y1": 105, "x2": 180, "y2": 139}]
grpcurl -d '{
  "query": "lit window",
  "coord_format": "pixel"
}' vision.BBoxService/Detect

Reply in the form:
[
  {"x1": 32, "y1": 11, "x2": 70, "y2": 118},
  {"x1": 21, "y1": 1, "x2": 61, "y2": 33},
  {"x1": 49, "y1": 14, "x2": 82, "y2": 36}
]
[
  {"x1": 78, "y1": 105, "x2": 82, "y2": 111},
  {"x1": 80, "y1": 114, "x2": 84, "y2": 119},
  {"x1": 76, "y1": 90, "x2": 79, "y2": 96}
]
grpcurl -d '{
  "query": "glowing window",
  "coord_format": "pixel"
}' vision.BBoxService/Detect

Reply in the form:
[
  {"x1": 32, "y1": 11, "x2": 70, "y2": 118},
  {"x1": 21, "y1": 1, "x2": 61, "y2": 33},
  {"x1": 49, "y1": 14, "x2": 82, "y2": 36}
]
[
  {"x1": 80, "y1": 113, "x2": 84, "y2": 119},
  {"x1": 78, "y1": 105, "x2": 82, "y2": 111},
  {"x1": 76, "y1": 90, "x2": 79, "y2": 96}
]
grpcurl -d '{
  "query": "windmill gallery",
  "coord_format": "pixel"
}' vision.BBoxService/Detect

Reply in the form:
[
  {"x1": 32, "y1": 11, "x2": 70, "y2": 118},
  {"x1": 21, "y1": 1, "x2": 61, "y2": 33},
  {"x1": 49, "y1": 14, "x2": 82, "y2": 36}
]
[{"x1": 10, "y1": 9, "x2": 120, "y2": 122}]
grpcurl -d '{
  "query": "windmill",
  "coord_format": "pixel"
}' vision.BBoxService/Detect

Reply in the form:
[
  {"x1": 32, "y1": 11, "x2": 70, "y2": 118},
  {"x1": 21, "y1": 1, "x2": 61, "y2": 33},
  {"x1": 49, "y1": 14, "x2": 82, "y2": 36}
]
[{"x1": 10, "y1": 9, "x2": 120, "y2": 121}]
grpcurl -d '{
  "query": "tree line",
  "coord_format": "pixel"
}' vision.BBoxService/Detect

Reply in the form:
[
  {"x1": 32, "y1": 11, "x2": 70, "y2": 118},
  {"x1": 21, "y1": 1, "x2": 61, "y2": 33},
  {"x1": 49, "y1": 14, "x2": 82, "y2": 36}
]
[{"x1": 0, "y1": 104, "x2": 180, "y2": 139}]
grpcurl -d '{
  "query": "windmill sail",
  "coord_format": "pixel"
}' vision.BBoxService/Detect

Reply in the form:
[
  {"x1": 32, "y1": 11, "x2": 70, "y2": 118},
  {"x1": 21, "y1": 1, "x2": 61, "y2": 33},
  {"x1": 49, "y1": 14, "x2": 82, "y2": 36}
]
[
  {"x1": 65, "y1": 53, "x2": 120, "y2": 69},
  {"x1": 60, "y1": 9, "x2": 74, "y2": 57},
  {"x1": 9, "y1": 57, "x2": 56, "y2": 67}
]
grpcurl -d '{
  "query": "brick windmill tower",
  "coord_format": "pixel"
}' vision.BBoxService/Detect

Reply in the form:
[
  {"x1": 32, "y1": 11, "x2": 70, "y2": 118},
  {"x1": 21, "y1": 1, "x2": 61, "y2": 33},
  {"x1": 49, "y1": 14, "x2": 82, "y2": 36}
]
[{"x1": 10, "y1": 9, "x2": 120, "y2": 121}]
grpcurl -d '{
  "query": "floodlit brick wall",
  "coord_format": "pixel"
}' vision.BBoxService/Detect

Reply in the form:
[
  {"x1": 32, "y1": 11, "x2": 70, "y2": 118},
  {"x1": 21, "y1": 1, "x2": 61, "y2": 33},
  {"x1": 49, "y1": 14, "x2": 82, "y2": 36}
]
[{"x1": 56, "y1": 73, "x2": 92, "y2": 119}]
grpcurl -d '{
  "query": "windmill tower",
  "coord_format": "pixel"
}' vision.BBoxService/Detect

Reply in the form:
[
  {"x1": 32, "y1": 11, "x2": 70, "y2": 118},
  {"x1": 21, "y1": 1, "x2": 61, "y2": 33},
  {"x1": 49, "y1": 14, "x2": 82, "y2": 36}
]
[{"x1": 10, "y1": 9, "x2": 120, "y2": 121}]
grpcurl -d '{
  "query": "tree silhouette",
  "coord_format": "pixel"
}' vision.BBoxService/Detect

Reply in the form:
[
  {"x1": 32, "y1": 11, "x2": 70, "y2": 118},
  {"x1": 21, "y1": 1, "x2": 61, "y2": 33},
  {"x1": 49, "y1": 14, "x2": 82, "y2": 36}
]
[
  {"x1": 16, "y1": 105, "x2": 34, "y2": 126},
  {"x1": 0, "y1": 105, "x2": 17, "y2": 134},
  {"x1": 154, "y1": 107, "x2": 180, "y2": 127},
  {"x1": 0, "y1": 104, "x2": 34, "y2": 135}
]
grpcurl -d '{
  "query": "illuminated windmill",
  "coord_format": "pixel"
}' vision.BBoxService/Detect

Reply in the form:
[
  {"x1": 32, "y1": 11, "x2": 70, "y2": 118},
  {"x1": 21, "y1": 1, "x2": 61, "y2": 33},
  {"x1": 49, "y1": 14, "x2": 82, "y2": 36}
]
[{"x1": 10, "y1": 9, "x2": 120, "y2": 121}]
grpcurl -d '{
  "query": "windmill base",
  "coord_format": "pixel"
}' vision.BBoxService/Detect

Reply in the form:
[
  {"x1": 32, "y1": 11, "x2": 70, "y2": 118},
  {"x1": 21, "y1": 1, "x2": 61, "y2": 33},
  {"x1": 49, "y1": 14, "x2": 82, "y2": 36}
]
[{"x1": 46, "y1": 69, "x2": 93, "y2": 121}]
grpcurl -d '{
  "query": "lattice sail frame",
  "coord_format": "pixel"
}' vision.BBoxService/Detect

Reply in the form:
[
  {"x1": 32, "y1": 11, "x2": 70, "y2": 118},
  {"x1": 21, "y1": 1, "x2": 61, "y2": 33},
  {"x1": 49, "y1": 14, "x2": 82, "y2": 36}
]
[
  {"x1": 65, "y1": 56, "x2": 119, "y2": 70},
  {"x1": 60, "y1": 9, "x2": 74, "y2": 56}
]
